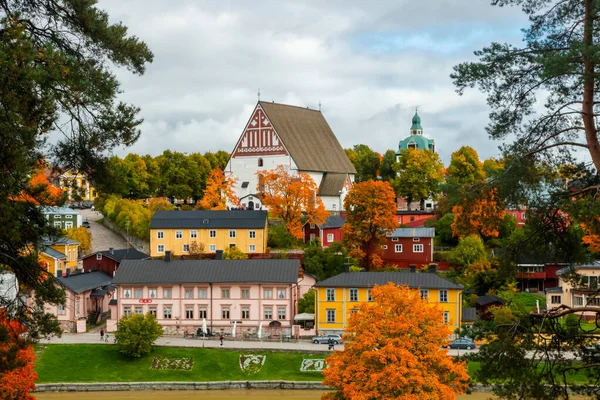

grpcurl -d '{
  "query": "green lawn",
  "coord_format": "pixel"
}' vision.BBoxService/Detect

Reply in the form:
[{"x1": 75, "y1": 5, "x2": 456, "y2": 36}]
[
  {"x1": 511, "y1": 292, "x2": 546, "y2": 309},
  {"x1": 35, "y1": 345, "x2": 325, "y2": 383}
]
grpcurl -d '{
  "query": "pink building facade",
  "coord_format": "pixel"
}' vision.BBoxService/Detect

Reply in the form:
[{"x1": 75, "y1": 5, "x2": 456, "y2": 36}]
[{"x1": 109, "y1": 259, "x2": 302, "y2": 337}]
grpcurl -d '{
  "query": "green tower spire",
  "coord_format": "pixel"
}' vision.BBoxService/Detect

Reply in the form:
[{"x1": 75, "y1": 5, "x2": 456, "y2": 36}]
[{"x1": 411, "y1": 110, "x2": 422, "y2": 131}]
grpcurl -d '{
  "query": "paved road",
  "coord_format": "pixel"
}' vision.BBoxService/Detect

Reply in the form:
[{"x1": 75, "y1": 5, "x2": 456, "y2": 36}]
[{"x1": 80, "y1": 209, "x2": 127, "y2": 253}]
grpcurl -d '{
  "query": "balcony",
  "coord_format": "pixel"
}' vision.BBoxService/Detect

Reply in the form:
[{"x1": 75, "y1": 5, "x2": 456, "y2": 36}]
[{"x1": 516, "y1": 271, "x2": 547, "y2": 280}]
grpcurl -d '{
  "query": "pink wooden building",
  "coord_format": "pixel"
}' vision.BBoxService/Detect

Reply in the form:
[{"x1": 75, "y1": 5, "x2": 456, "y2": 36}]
[{"x1": 108, "y1": 258, "x2": 302, "y2": 337}]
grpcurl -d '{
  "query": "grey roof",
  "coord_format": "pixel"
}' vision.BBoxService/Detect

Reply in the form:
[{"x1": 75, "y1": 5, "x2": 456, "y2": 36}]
[
  {"x1": 388, "y1": 228, "x2": 435, "y2": 238},
  {"x1": 462, "y1": 307, "x2": 476, "y2": 322},
  {"x1": 546, "y1": 286, "x2": 563, "y2": 293},
  {"x1": 41, "y1": 246, "x2": 66, "y2": 260},
  {"x1": 40, "y1": 206, "x2": 80, "y2": 215},
  {"x1": 150, "y1": 210, "x2": 267, "y2": 229},
  {"x1": 259, "y1": 102, "x2": 356, "y2": 174},
  {"x1": 58, "y1": 271, "x2": 113, "y2": 294},
  {"x1": 113, "y1": 259, "x2": 300, "y2": 285},
  {"x1": 41, "y1": 236, "x2": 79, "y2": 245},
  {"x1": 476, "y1": 294, "x2": 505, "y2": 307},
  {"x1": 318, "y1": 173, "x2": 349, "y2": 196},
  {"x1": 557, "y1": 261, "x2": 600, "y2": 276},
  {"x1": 313, "y1": 272, "x2": 463, "y2": 289},
  {"x1": 319, "y1": 215, "x2": 345, "y2": 229},
  {"x1": 82, "y1": 248, "x2": 150, "y2": 263}
]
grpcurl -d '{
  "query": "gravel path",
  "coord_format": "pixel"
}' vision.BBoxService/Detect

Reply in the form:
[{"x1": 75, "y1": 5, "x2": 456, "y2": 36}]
[{"x1": 80, "y1": 209, "x2": 128, "y2": 253}]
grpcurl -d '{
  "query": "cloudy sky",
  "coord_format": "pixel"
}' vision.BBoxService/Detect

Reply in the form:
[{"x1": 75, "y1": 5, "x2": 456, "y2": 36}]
[{"x1": 98, "y1": 0, "x2": 528, "y2": 165}]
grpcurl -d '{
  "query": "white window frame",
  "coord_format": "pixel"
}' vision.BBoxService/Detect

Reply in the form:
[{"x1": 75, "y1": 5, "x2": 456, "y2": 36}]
[
  {"x1": 54, "y1": 221, "x2": 62, "y2": 228},
  {"x1": 326, "y1": 288, "x2": 336, "y2": 301},
  {"x1": 249, "y1": 244, "x2": 256, "y2": 252},
  {"x1": 157, "y1": 231, "x2": 164, "y2": 239},
  {"x1": 157, "y1": 244, "x2": 165, "y2": 253},
  {"x1": 209, "y1": 230, "x2": 216, "y2": 238},
  {"x1": 249, "y1": 230, "x2": 256, "y2": 239},
  {"x1": 439, "y1": 290, "x2": 448, "y2": 303},
  {"x1": 413, "y1": 237, "x2": 420, "y2": 242},
  {"x1": 420, "y1": 289, "x2": 429, "y2": 299},
  {"x1": 65, "y1": 214, "x2": 73, "y2": 219},
  {"x1": 367, "y1": 289, "x2": 373, "y2": 302},
  {"x1": 229, "y1": 230, "x2": 236, "y2": 238},
  {"x1": 277, "y1": 306, "x2": 286, "y2": 320},
  {"x1": 443, "y1": 311, "x2": 450, "y2": 324},
  {"x1": 57, "y1": 304, "x2": 66, "y2": 315},
  {"x1": 349, "y1": 288, "x2": 358, "y2": 302},
  {"x1": 96, "y1": 253, "x2": 102, "y2": 260},
  {"x1": 264, "y1": 288, "x2": 273, "y2": 299},
  {"x1": 327, "y1": 233, "x2": 334, "y2": 242},
  {"x1": 182, "y1": 244, "x2": 190, "y2": 252},
  {"x1": 413, "y1": 244, "x2": 424, "y2": 253},
  {"x1": 264, "y1": 306, "x2": 273, "y2": 320},
  {"x1": 190, "y1": 230, "x2": 198, "y2": 239},
  {"x1": 148, "y1": 289, "x2": 157, "y2": 299},
  {"x1": 175, "y1": 230, "x2": 183, "y2": 239},
  {"x1": 198, "y1": 288, "x2": 208, "y2": 299},
  {"x1": 551, "y1": 295, "x2": 561, "y2": 304},
  {"x1": 326, "y1": 309, "x2": 336, "y2": 323},
  {"x1": 209, "y1": 244, "x2": 216, "y2": 252},
  {"x1": 395, "y1": 244, "x2": 402, "y2": 252}
]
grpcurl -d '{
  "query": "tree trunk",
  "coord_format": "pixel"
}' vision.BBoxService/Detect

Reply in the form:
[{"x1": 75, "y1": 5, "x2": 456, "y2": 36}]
[{"x1": 583, "y1": 0, "x2": 600, "y2": 171}]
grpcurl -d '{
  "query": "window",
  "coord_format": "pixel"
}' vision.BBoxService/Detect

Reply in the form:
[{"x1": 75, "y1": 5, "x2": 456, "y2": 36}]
[
  {"x1": 326, "y1": 288, "x2": 336, "y2": 301},
  {"x1": 264, "y1": 288, "x2": 273, "y2": 299},
  {"x1": 420, "y1": 289, "x2": 429, "y2": 299},
  {"x1": 391, "y1": 238, "x2": 398, "y2": 241},
  {"x1": 349, "y1": 288, "x2": 358, "y2": 302},
  {"x1": 96, "y1": 253, "x2": 102, "y2": 260},
  {"x1": 413, "y1": 238, "x2": 420, "y2": 242},
  {"x1": 157, "y1": 231, "x2": 164, "y2": 239},
  {"x1": 241, "y1": 288, "x2": 250, "y2": 299},
  {"x1": 185, "y1": 288, "x2": 194, "y2": 299},
  {"x1": 163, "y1": 287, "x2": 172, "y2": 299},
  {"x1": 439, "y1": 290, "x2": 448, "y2": 303},
  {"x1": 242, "y1": 306, "x2": 250, "y2": 319},
  {"x1": 123, "y1": 306, "x2": 132, "y2": 318},
  {"x1": 175, "y1": 230, "x2": 183, "y2": 239},
  {"x1": 382, "y1": 245, "x2": 388, "y2": 249},
  {"x1": 326, "y1": 309, "x2": 336, "y2": 323},
  {"x1": 123, "y1": 289, "x2": 132, "y2": 299},
  {"x1": 54, "y1": 221, "x2": 62, "y2": 228},
  {"x1": 198, "y1": 306, "x2": 207, "y2": 319},
  {"x1": 229, "y1": 230, "x2": 236, "y2": 238},
  {"x1": 443, "y1": 311, "x2": 450, "y2": 324},
  {"x1": 148, "y1": 289, "x2": 157, "y2": 299},
  {"x1": 58, "y1": 304, "x2": 66, "y2": 315},
  {"x1": 135, "y1": 306, "x2": 143, "y2": 315},
  {"x1": 277, "y1": 289, "x2": 286, "y2": 299},
  {"x1": 198, "y1": 288, "x2": 207, "y2": 299},
  {"x1": 522, "y1": 213, "x2": 527, "y2": 220},
  {"x1": 258, "y1": 158, "x2": 263, "y2": 167},
  {"x1": 310, "y1": 234, "x2": 316, "y2": 242},
  {"x1": 209, "y1": 244, "x2": 216, "y2": 252},
  {"x1": 413, "y1": 244, "x2": 424, "y2": 253},
  {"x1": 395, "y1": 244, "x2": 402, "y2": 252},
  {"x1": 65, "y1": 214, "x2": 73, "y2": 219},
  {"x1": 209, "y1": 230, "x2": 216, "y2": 238},
  {"x1": 332, "y1": 204, "x2": 336, "y2": 210},
  {"x1": 190, "y1": 230, "x2": 198, "y2": 239},
  {"x1": 327, "y1": 233, "x2": 334, "y2": 242},
  {"x1": 222, "y1": 307, "x2": 230, "y2": 319},
  {"x1": 551, "y1": 295, "x2": 561, "y2": 304},
  {"x1": 249, "y1": 244, "x2": 256, "y2": 252},
  {"x1": 574, "y1": 296, "x2": 584, "y2": 306},
  {"x1": 163, "y1": 305, "x2": 172, "y2": 319},
  {"x1": 134, "y1": 288, "x2": 143, "y2": 299},
  {"x1": 65, "y1": 221, "x2": 73, "y2": 229},
  {"x1": 183, "y1": 244, "x2": 190, "y2": 252},
  {"x1": 278, "y1": 307, "x2": 286, "y2": 320},
  {"x1": 221, "y1": 289, "x2": 230, "y2": 299},
  {"x1": 249, "y1": 230, "x2": 256, "y2": 239},
  {"x1": 264, "y1": 306, "x2": 273, "y2": 320},
  {"x1": 367, "y1": 289, "x2": 373, "y2": 302},
  {"x1": 310, "y1": 223, "x2": 315, "y2": 229},
  {"x1": 54, "y1": 214, "x2": 60, "y2": 218},
  {"x1": 149, "y1": 306, "x2": 157, "y2": 317},
  {"x1": 186, "y1": 306, "x2": 194, "y2": 319},
  {"x1": 157, "y1": 244, "x2": 165, "y2": 253}
]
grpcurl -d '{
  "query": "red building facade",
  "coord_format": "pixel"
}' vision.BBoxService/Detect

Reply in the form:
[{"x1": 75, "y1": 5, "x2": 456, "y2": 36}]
[
  {"x1": 382, "y1": 228, "x2": 435, "y2": 269},
  {"x1": 396, "y1": 210, "x2": 436, "y2": 227},
  {"x1": 303, "y1": 215, "x2": 345, "y2": 248},
  {"x1": 82, "y1": 248, "x2": 150, "y2": 276}
]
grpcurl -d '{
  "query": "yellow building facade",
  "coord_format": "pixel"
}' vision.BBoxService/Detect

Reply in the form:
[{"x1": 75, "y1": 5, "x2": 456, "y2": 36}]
[
  {"x1": 58, "y1": 169, "x2": 99, "y2": 201},
  {"x1": 41, "y1": 237, "x2": 80, "y2": 272},
  {"x1": 150, "y1": 210, "x2": 268, "y2": 258},
  {"x1": 314, "y1": 272, "x2": 463, "y2": 334}
]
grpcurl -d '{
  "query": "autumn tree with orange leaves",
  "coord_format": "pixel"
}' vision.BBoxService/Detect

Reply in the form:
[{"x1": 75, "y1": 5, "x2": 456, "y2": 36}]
[
  {"x1": 342, "y1": 181, "x2": 397, "y2": 270},
  {"x1": 322, "y1": 283, "x2": 469, "y2": 400},
  {"x1": 196, "y1": 169, "x2": 240, "y2": 210},
  {"x1": 0, "y1": 310, "x2": 37, "y2": 400},
  {"x1": 452, "y1": 186, "x2": 504, "y2": 239},
  {"x1": 257, "y1": 165, "x2": 328, "y2": 239},
  {"x1": 13, "y1": 162, "x2": 65, "y2": 206}
]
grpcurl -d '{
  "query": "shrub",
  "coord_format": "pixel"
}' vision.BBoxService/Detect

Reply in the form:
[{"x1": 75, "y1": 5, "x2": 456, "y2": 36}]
[{"x1": 114, "y1": 313, "x2": 163, "y2": 359}]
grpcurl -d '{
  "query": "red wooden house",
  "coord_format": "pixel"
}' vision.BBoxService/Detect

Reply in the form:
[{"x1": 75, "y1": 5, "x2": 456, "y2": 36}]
[
  {"x1": 505, "y1": 208, "x2": 527, "y2": 226},
  {"x1": 82, "y1": 247, "x2": 150, "y2": 276},
  {"x1": 396, "y1": 210, "x2": 435, "y2": 227},
  {"x1": 382, "y1": 228, "x2": 435, "y2": 268},
  {"x1": 303, "y1": 215, "x2": 345, "y2": 248},
  {"x1": 516, "y1": 263, "x2": 563, "y2": 293}
]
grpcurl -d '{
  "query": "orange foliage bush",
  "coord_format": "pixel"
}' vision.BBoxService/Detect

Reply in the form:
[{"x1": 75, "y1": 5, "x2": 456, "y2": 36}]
[
  {"x1": 342, "y1": 181, "x2": 397, "y2": 270},
  {"x1": 322, "y1": 283, "x2": 469, "y2": 400},
  {"x1": 196, "y1": 169, "x2": 240, "y2": 210},
  {"x1": 257, "y1": 165, "x2": 328, "y2": 239},
  {"x1": 13, "y1": 166, "x2": 64, "y2": 206},
  {"x1": 452, "y1": 187, "x2": 504, "y2": 239},
  {"x1": 0, "y1": 311, "x2": 37, "y2": 400}
]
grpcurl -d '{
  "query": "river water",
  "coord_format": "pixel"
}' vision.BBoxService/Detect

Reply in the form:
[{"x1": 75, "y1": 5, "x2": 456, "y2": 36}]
[{"x1": 35, "y1": 389, "x2": 500, "y2": 399}]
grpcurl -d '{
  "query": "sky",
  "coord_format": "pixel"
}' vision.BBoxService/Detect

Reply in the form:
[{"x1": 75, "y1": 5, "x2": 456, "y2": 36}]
[{"x1": 98, "y1": 0, "x2": 529, "y2": 165}]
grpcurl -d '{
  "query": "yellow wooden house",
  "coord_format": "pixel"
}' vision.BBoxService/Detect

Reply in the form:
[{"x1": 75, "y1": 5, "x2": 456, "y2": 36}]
[
  {"x1": 149, "y1": 210, "x2": 268, "y2": 257},
  {"x1": 41, "y1": 237, "x2": 80, "y2": 274},
  {"x1": 313, "y1": 271, "x2": 464, "y2": 334},
  {"x1": 58, "y1": 169, "x2": 99, "y2": 201},
  {"x1": 39, "y1": 247, "x2": 67, "y2": 277}
]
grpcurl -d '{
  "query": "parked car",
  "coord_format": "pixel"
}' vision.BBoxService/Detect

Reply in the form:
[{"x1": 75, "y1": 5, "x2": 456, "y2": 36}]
[
  {"x1": 82, "y1": 221, "x2": 91, "y2": 228},
  {"x1": 312, "y1": 334, "x2": 342, "y2": 344},
  {"x1": 448, "y1": 338, "x2": 477, "y2": 350}
]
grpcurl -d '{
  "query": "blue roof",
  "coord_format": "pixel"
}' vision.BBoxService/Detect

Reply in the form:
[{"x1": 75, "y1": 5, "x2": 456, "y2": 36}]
[
  {"x1": 41, "y1": 236, "x2": 79, "y2": 245},
  {"x1": 58, "y1": 271, "x2": 113, "y2": 294},
  {"x1": 319, "y1": 215, "x2": 345, "y2": 229},
  {"x1": 41, "y1": 246, "x2": 67, "y2": 259},
  {"x1": 39, "y1": 206, "x2": 80, "y2": 216},
  {"x1": 397, "y1": 136, "x2": 435, "y2": 153},
  {"x1": 556, "y1": 262, "x2": 600, "y2": 276},
  {"x1": 388, "y1": 228, "x2": 435, "y2": 238}
]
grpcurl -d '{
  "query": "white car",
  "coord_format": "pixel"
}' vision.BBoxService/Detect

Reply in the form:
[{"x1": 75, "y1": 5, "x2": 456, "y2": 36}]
[{"x1": 312, "y1": 334, "x2": 342, "y2": 344}]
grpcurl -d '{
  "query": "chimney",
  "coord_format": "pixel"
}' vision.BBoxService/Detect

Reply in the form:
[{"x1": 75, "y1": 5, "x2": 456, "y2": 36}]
[
  {"x1": 215, "y1": 250, "x2": 224, "y2": 260},
  {"x1": 165, "y1": 251, "x2": 172, "y2": 262},
  {"x1": 409, "y1": 264, "x2": 416, "y2": 273},
  {"x1": 109, "y1": 247, "x2": 114, "y2": 255},
  {"x1": 344, "y1": 263, "x2": 351, "y2": 273},
  {"x1": 66, "y1": 268, "x2": 71, "y2": 276},
  {"x1": 428, "y1": 264, "x2": 437, "y2": 273}
]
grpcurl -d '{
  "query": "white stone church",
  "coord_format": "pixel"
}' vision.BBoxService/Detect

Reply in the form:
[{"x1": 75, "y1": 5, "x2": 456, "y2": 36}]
[{"x1": 225, "y1": 101, "x2": 356, "y2": 212}]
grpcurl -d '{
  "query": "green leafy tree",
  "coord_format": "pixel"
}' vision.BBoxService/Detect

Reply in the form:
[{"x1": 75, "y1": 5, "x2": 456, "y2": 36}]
[
  {"x1": 394, "y1": 148, "x2": 444, "y2": 210},
  {"x1": 156, "y1": 151, "x2": 203, "y2": 203},
  {"x1": 379, "y1": 149, "x2": 397, "y2": 182},
  {"x1": 450, "y1": 234, "x2": 488, "y2": 276},
  {"x1": 115, "y1": 313, "x2": 163, "y2": 359},
  {"x1": 298, "y1": 289, "x2": 316, "y2": 314},
  {"x1": 345, "y1": 144, "x2": 381, "y2": 182},
  {"x1": 303, "y1": 242, "x2": 348, "y2": 280},
  {"x1": 0, "y1": 0, "x2": 152, "y2": 339},
  {"x1": 222, "y1": 246, "x2": 248, "y2": 260},
  {"x1": 434, "y1": 213, "x2": 458, "y2": 246},
  {"x1": 447, "y1": 146, "x2": 486, "y2": 185}
]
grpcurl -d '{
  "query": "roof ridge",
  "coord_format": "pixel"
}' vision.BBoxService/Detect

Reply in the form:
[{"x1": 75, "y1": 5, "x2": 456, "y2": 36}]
[{"x1": 259, "y1": 101, "x2": 321, "y2": 113}]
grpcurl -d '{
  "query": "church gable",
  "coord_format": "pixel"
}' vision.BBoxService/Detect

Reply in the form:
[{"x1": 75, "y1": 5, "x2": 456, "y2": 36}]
[{"x1": 232, "y1": 105, "x2": 289, "y2": 157}]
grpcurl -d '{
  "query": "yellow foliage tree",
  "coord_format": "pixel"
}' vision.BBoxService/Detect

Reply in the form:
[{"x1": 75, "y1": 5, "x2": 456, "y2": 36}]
[
  {"x1": 147, "y1": 197, "x2": 174, "y2": 213},
  {"x1": 342, "y1": 180, "x2": 397, "y2": 270},
  {"x1": 223, "y1": 246, "x2": 248, "y2": 260},
  {"x1": 322, "y1": 283, "x2": 469, "y2": 400},
  {"x1": 257, "y1": 165, "x2": 328, "y2": 239},
  {"x1": 196, "y1": 169, "x2": 240, "y2": 210},
  {"x1": 64, "y1": 227, "x2": 91, "y2": 253}
]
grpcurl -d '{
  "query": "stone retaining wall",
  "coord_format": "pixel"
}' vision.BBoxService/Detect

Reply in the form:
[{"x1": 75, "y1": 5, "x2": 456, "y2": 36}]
[
  {"x1": 35, "y1": 381, "x2": 327, "y2": 392},
  {"x1": 101, "y1": 217, "x2": 150, "y2": 254}
]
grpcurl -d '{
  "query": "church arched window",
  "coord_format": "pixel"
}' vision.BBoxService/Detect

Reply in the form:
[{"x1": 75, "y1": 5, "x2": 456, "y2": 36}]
[{"x1": 258, "y1": 158, "x2": 263, "y2": 167}]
